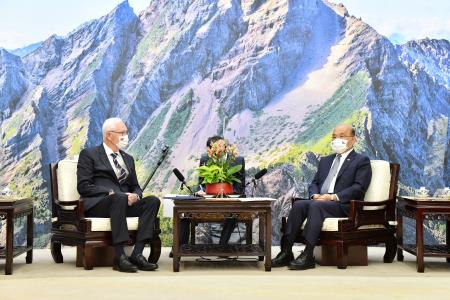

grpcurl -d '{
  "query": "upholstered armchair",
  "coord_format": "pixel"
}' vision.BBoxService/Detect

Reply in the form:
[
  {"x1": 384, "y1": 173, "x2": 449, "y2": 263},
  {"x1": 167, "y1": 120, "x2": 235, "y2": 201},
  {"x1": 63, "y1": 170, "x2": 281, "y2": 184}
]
[
  {"x1": 49, "y1": 160, "x2": 161, "y2": 270},
  {"x1": 281, "y1": 160, "x2": 400, "y2": 269}
]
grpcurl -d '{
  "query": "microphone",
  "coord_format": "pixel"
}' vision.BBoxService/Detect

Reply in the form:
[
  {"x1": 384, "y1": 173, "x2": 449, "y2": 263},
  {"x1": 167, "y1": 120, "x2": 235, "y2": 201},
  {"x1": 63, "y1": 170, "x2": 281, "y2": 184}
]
[
  {"x1": 246, "y1": 168, "x2": 268, "y2": 187},
  {"x1": 254, "y1": 168, "x2": 267, "y2": 180},
  {"x1": 172, "y1": 168, "x2": 195, "y2": 195},
  {"x1": 173, "y1": 168, "x2": 185, "y2": 182}
]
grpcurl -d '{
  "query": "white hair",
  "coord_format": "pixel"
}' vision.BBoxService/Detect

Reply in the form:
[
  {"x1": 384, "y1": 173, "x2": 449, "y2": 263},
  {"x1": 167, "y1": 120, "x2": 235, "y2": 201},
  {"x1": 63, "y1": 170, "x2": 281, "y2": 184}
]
[{"x1": 102, "y1": 118, "x2": 123, "y2": 139}]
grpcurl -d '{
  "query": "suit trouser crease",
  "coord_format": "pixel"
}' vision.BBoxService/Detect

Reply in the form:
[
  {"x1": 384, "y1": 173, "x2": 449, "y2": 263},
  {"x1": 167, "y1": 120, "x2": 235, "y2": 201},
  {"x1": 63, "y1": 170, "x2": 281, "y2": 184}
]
[
  {"x1": 85, "y1": 194, "x2": 160, "y2": 244},
  {"x1": 285, "y1": 200, "x2": 347, "y2": 247}
]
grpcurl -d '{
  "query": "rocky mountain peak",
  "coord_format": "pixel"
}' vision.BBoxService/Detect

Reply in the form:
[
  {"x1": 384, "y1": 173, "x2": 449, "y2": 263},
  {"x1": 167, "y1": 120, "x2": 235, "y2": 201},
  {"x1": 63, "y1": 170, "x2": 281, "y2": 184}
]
[{"x1": 398, "y1": 38, "x2": 450, "y2": 88}]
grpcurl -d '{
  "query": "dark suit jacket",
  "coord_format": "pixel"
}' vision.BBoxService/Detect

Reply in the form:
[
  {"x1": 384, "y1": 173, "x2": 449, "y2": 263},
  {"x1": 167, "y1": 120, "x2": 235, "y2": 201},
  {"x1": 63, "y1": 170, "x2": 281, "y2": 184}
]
[
  {"x1": 77, "y1": 145, "x2": 143, "y2": 211},
  {"x1": 308, "y1": 150, "x2": 372, "y2": 214},
  {"x1": 199, "y1": 154, "x2": 246, "y2": 195}
]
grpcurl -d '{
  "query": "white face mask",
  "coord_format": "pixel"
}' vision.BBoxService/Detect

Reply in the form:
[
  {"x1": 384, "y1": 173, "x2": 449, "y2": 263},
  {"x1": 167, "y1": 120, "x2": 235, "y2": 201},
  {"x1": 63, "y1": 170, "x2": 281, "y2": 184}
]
[
  {"x1": 117, "y1": 135, "x2": 129, "y2": 149},
  {"x1": 331, "y1": 138, "x2": 348, "y2": 154}
]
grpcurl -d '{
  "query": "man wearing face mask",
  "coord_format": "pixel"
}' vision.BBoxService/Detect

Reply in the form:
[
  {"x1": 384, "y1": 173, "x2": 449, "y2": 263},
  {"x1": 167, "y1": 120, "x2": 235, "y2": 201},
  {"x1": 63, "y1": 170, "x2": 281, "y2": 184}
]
[
  {"x1": 272, "y1": 124, "x2": 372, "y2": 270},
  {"x1": 77, "y1": 117, "x2": 161, "y2": 273}
]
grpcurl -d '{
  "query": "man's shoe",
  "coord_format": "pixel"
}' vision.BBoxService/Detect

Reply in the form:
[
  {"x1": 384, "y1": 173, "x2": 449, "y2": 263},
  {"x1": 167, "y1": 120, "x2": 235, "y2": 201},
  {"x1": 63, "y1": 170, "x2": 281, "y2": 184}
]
[
  {"x1": 113, "y1": 254, "x2": 138, "y2": 273},
  {"x1": 288, "y1": 251, "x2": 315, "y2": 270},
  {"x1": 129, "y1": 254, "x2": 158, "y2": 271},
  {"x1": 271, "y1": 250, "x2": 294, "y2": 267}
]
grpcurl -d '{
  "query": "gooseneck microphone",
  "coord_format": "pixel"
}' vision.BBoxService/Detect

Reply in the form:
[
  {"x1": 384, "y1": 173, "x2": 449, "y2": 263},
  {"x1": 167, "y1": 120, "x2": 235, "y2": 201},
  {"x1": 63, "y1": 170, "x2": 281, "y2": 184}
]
[
  {"x1": 246, "y1": 168, "x2": 268, "y2": 186},
  {"x1": 173, "y1": 168, "x2": 195, "y2": 195},
  {"x1": 246, "y1": 168, "x2": 268, "y2": 197},
  {"x1": 254, "y1": 168, "x2": 267, "y2": 180}
]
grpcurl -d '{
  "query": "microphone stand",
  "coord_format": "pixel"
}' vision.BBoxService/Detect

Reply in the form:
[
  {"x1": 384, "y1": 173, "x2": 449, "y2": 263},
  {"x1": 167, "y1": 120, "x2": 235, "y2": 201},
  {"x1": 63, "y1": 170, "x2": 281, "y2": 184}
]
[
  {"x1": 179, "y1": 181, "x2": 195, "y2": 196},
  {"x1": 245, "y1": 179, "x2": 258, "y2": 198},
  {"x1": 142, "y1": 146, "x2": 169, "y2": 191}
]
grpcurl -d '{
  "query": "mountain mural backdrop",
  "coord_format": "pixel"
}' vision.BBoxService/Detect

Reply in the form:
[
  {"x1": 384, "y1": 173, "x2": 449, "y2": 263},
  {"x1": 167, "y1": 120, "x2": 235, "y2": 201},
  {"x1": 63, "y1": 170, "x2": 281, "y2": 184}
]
[{"x1": 0, "y1": 0, "x2": 449, "y2": 247}]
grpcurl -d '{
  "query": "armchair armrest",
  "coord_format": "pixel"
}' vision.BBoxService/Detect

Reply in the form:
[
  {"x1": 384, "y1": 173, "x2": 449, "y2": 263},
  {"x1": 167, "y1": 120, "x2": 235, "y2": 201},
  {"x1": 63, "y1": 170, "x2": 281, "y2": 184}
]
[
  {"x1": 55, "y1": 199, "x2": 81, "y2": 206},
  {"x1": 347, "y1": 199, "x2": 395, "y2": 230},
  {"x1": 54, "y1": 197, "x2": 86, "y2": 225}
]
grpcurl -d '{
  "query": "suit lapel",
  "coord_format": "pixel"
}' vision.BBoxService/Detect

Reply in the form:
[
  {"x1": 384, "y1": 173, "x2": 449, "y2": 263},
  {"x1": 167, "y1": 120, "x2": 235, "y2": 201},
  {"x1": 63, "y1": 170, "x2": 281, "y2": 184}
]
[
  {"x1": 120, "y1": 150, "x2": 132, "y2": 174},
  {"x1": 97, "y1": 145, "x2": 119, "y2": 181},
  {"x1": 336, "y1": 150, "x2": 356, "y2": 179},
  {"x1": 323, "y1": 155, "x2": 335, "y2": 177}
]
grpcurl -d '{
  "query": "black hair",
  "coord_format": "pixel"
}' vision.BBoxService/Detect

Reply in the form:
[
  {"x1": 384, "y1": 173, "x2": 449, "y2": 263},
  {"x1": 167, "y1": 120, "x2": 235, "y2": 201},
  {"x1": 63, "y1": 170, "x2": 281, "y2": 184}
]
[{"x1": 206, "y1": 135, "x2": 224, "y2": 147}]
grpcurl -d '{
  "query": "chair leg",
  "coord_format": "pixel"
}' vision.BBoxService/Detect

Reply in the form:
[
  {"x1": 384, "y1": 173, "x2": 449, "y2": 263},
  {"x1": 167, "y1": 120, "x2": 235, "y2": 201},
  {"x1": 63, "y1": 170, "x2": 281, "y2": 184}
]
[
  {"x1": 76, "y1": 246, "x2": 83, "y2": 267},
  {"x1": 384, "y1": 235, "x2": 397, "y2": 263},
  {"x1": 50, "y1": 240, "x2": 63, "y2": 263},
  {"x1": 148, "y1": 236, "x2": 162, "y2": 264},
  {"x1": 336, "y1": 242, "x2": 348, "y2": 269},
  {"x1": 82, "y1": 246, "x2": 94, "y2": 270}
]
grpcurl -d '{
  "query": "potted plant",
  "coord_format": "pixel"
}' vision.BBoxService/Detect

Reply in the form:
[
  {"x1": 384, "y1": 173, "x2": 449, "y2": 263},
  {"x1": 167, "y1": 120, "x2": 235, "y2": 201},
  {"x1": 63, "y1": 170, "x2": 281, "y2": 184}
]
[{"x1": 197, "y1": 139, "x2": 242, "y2": 196}]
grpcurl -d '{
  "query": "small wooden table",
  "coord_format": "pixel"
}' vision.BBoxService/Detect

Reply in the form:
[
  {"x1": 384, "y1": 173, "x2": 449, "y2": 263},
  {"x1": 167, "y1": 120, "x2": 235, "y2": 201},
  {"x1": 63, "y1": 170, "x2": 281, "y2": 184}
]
[
  {"x1": 170, "y1": 197, "x2": 273, "y2": 272},
  {"x1": 0, "y1": 198, "x2": 33, "y2": 275},
  {"x1": 396, "y1": 196, "x2": 450, "y2": 272}
]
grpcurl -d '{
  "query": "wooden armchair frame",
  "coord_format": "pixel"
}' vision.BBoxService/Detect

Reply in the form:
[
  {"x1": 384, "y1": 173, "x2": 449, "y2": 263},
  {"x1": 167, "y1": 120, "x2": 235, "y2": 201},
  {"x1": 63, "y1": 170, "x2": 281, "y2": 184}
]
[
  {"x1": 281, "y1": 162, "x2": 400, "y2": 269},
  {"x1": 49, "y1": 162, "x2": 161, "y2": 270}
]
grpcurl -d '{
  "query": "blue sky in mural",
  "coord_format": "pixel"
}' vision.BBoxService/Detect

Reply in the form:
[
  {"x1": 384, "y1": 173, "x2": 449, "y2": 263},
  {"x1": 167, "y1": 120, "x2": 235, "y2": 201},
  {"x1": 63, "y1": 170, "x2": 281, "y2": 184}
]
[
  {"x1": 0, "y1": 0, "x2": 449, "y2": 49},
  {"x1": 331, "y1": 0, "x2": 450, "y2": 44}
]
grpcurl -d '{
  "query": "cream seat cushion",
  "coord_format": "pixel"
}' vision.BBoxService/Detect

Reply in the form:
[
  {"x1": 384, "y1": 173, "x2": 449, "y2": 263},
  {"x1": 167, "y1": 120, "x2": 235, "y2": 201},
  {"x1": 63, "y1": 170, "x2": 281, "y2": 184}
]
[
  {"x1": 86, "y1": 217, "x2": 139, "y2": 232},
  {"x1": 55, "y1": 159, "x2": 139, "y2": 232},
  {"x1": 300, "y1": 160, "x2": 393, "y2": 232}
]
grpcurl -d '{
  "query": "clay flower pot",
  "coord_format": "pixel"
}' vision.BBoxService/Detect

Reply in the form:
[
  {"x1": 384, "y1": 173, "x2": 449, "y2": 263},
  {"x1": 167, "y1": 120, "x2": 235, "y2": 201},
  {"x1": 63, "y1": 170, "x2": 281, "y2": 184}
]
[{"x1": 205, "y1": 183, "x2": 233, "y2": 196}]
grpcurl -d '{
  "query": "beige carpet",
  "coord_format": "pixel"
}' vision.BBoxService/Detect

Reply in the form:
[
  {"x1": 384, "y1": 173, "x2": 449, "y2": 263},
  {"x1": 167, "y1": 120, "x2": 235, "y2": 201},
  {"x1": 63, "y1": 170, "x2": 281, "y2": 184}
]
[{"x1": 1, "y1": 247, "x2": 449, "y2": 300}]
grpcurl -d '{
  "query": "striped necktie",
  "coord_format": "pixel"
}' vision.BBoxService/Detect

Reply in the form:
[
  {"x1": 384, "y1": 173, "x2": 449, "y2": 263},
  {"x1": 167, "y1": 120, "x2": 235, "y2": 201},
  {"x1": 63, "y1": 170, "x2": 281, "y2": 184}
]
[
  {"x1": 320, "y1": 154, "x2": 341, "y2": 194},
  {"x1": 111, "y1": 153, "x2": 128, "y2": 184}
]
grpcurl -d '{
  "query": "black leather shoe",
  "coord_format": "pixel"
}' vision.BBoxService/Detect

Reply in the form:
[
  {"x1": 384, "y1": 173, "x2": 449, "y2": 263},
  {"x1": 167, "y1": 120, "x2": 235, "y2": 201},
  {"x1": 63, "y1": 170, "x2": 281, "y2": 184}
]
[
  {"x1": 271, "y1": 250, "x2": 294, "y2": 267},
  {"x1": 288, "y1": 251, "x2": 315, "y2": 270},
  {"x1": 113, "y1": 254, "x2": 138, "y2": 273},
  {"x1": 129, "y1": 254, "x2": 158, "y2": 271}
]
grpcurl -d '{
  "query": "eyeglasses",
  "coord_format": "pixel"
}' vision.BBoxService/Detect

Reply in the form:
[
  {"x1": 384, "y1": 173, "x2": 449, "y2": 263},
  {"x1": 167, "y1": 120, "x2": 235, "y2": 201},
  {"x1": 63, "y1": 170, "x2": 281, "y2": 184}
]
[
  {"x1": 331, "y1": 135, "x2": 354, "y2": 140},
  {"x1": 109, "y1": 131, "x2": 128, "y2": 136}
]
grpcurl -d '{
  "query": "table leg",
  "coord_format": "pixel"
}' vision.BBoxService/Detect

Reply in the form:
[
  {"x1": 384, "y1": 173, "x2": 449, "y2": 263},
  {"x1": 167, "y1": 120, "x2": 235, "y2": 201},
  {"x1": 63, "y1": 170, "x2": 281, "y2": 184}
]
[
  {"x1": 397, "y1": 214, "x2": 404, "y2": 262},
  {"x1": 258, "y1": 213, "x2": 264, "y2": 261},
  {"x1": 173, "y1": 210, "x2": 180, "y2": 272},
  {"x1": 264, "y1": 209, "x2": 271, "y2": 272},
  {"x1": 26, "y1": 211, "x2": 33, "y2": 264},
  {"x1": 446, "y1": 220, "x2": 450, "y2": 264},
  {"x1": 416, "y1": 210, "x2": 425, "y2": 273},
  {"x1": 5, "y1": 210, "x2": 13, "y2": 275}
]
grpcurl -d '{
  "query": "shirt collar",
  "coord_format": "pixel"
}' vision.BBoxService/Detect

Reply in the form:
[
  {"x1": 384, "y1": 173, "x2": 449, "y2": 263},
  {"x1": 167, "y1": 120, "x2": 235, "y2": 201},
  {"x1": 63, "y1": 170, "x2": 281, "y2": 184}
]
[
  {"x1": 103, "y1": 143, "x2": 118, "y2": 156},
  {"x1": 338, "y1": 148, "x2": 353, "y2": 161}
]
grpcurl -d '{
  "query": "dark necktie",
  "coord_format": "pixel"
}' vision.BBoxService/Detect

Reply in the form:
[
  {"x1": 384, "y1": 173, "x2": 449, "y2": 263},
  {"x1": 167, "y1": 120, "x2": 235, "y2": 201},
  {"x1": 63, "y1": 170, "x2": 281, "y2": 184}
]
[
  {"x1": 320, "y1": 154, "x2": 341, "y2": 194},
  {"x1": 111, "y1": 153, "x2": 128, "y2": 184}
]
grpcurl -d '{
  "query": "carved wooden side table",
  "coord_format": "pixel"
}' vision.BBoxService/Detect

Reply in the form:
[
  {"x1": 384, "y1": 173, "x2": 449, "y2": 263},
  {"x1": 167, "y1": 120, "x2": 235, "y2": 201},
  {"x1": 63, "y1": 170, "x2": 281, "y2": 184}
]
[{"x1": 0, "y1": 197, "x2": 33, "y2": 275}]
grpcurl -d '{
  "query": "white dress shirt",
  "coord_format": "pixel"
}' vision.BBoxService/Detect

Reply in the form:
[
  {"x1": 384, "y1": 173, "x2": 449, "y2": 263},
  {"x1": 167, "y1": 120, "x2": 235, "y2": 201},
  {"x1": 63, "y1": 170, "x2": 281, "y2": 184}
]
[{"x1": 103, "y1": 143, "x2": 129, "y2": 179}]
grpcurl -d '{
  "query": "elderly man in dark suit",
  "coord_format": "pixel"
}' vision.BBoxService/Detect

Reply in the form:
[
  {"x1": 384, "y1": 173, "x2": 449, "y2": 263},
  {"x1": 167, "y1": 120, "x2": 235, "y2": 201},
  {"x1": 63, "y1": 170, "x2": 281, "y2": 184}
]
[
  {"x1": 272, "y1": 124, "x2": 372, "y2": 270},
  {"x1": 77, "y1": 117, "x2": 160, "y2": 273}
]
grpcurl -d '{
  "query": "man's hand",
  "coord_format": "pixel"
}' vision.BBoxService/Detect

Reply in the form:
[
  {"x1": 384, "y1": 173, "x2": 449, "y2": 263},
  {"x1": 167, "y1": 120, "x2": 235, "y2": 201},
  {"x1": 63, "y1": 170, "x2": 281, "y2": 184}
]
[
  {"x1": 126, "y1": 193, "x2": 139, "y2": 206},
  {"x1": 312, "y1": 194, "x2": 334, "y2": 201}
]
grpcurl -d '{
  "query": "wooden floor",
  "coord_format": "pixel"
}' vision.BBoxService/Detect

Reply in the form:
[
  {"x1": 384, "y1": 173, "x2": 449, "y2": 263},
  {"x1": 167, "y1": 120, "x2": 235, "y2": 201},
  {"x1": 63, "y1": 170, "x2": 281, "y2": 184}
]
[{"x1": 1, "y1": 246, "x2": 449, "y2": 299}]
